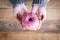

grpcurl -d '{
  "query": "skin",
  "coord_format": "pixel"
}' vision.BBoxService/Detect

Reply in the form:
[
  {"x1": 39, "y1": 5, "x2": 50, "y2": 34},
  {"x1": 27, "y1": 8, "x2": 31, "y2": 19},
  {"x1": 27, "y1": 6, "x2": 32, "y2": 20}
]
[{"x1": 13, "y1": 4, "x2": 46, "y2": 30}]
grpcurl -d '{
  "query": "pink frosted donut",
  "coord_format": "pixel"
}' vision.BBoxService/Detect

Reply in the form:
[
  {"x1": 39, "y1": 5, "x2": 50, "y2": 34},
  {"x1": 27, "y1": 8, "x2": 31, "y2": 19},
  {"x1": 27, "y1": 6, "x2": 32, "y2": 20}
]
[{"x1": 22, "y1": 13, "x2": 39, "y2": 30}]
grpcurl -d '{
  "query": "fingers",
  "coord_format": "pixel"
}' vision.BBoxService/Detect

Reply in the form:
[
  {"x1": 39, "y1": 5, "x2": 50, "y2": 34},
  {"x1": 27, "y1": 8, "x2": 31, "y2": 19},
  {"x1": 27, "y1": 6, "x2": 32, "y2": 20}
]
[
  {"x1": 21, "y1": 4, "x2": 28, "y2": 13},
  {"x1": 13, "y1": 4, "x2": 28, "y2": 18},
  {"x1": 13, "y1": 4, "x2": 23, "y2": 17},
  {"x1": 31, "y1": 4, "x2": 46, "y2": 23},
  {"x1": 38, "y1": 7, "x2": 46, "y2": 22}
]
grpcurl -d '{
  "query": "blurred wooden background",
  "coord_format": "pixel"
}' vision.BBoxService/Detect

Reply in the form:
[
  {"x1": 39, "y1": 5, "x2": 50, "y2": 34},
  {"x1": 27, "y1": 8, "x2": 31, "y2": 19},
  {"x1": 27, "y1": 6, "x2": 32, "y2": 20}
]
[
  {"x1": 0, "y1": 0, "x2": 60, "y2": 40},
  {"x1": 0, "y1": 0, "x2": 60, "y2": 20}
]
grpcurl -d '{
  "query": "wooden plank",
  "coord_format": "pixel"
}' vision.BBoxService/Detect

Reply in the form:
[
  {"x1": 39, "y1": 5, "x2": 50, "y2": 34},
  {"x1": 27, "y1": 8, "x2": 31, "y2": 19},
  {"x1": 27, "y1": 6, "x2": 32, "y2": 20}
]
[
  {"x1": 0, "y1": 8, "x2": 14, "y2": 20},
  {"x1": 0, "y1": 8, "x2": 60, "y2": 20},
  {"x1": 0, "y1": 0, "x2": 11, "y2": 8},
  {"x1": 40, "y1": 34, "x2": 58, "y2": 40},
  {"x1": 57, "y1": 34, "x2": 60, "y2": 40},
  {"x1": 0, "y1": 33, "x2": 58, "y2": 40},
  {"x1": 47, "y1": 0, "x2": 60, "y2": 9},
  {"x1": 46, "y1": 9, "x2": 60, "y2": 20}
]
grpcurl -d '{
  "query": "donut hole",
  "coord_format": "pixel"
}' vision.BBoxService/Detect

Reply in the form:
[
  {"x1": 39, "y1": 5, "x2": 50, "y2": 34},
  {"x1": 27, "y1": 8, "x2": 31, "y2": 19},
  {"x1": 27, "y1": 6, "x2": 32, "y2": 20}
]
[{"x1": 29, "y1": 18, "x2": 33, "y2": 22}]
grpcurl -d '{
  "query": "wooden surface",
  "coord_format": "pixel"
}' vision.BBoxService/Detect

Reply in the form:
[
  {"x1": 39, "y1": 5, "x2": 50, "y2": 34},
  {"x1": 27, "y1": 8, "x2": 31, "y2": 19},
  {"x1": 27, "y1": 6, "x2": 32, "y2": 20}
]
[
  {"x1": 0, "y1": 20, "x2": 60, "y2": 33},
  {"x1": 0, "y1": 0, "x2": 60, "y2": 20},
  {"x1": 0, "y1": 20, "x2": 60, "y2": 40},
  {"x1": 0, "y1": 33, "x2": 60, "y2": 40},
  {"x1": 0, "y1": 0, "x2": 60, "y2": 40}
]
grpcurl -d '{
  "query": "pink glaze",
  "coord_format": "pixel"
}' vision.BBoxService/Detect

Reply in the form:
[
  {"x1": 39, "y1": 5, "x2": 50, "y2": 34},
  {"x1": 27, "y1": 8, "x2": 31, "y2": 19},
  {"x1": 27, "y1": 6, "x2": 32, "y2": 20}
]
[{"x1": 22, "y1": 13, "x2": 39, "y2": 30}]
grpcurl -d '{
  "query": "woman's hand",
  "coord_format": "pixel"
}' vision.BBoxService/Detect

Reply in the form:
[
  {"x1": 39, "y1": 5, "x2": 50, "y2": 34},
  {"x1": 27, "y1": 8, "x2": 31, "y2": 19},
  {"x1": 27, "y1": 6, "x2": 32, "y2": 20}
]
[
  {"x1": 13, "y1": 4, "x2": 28, "y2": 21},
  {"x1": 13, "y1": 4, "x2": 28, "y2": 17},
  {"x1": 32, "y1": 5, "x2": 46, "y2": 21},
  {"x1": 38, "y1": 7, "x2": 46, "y2": 22},
  {"x1": 13, "y1": 4, "x2": 46, "y2": 30},
  {"x1": 31, "y1": 5, "x2": 46, "y2": 30}
]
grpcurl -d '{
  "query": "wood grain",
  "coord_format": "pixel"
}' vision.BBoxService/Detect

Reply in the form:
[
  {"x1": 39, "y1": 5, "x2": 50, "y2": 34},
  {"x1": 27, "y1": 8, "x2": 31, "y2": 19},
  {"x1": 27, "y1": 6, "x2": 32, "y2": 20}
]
[
  {"x1": 0, "y1": 33, "x2": 59, "y2": 40},
  {"x1": 0, "y1": 0, "x2": 60, "y2": 20},
  {"x1": 0, "y1": 0, "x2": 60, "y2": 40}
]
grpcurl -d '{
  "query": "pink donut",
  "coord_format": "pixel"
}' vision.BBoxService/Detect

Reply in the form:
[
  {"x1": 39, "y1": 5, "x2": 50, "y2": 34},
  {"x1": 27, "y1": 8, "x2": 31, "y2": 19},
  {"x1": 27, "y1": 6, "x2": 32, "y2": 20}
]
[{"x1": 22, "y1": 13, "x2": 39, "y2": 30}]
